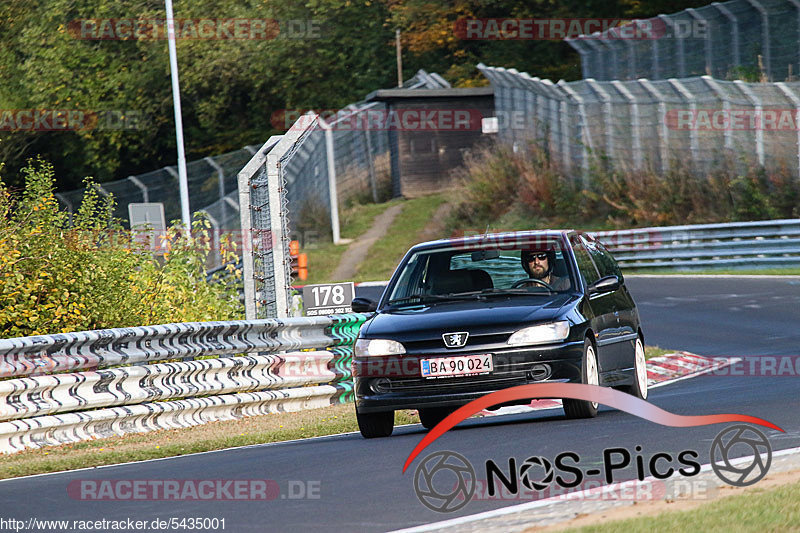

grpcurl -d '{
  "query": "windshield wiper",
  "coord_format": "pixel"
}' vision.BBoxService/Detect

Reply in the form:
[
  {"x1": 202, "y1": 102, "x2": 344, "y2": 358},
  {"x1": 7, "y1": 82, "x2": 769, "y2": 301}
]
[{"x1": 385, "y1": 293, "x2": 482, "y2": 307}]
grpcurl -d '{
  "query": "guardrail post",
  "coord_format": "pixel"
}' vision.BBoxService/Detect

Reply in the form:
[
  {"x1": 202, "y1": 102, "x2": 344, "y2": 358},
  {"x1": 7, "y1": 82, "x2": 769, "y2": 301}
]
[
  {"x1": 668, "y1": 78, "x2": 699, "y2": 169},
  {"x1": 734, "y1": 80, "x2": 765, "y2": 166}
]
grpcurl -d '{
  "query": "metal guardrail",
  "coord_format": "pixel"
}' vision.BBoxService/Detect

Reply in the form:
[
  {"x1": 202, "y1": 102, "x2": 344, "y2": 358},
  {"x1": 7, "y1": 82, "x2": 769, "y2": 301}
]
[
  {"x1": 0, "y1": 314, "x2": 365, "y2": 454},
  {"x1": 593, "y1": 219, "x2": 800, "y2": 269}
]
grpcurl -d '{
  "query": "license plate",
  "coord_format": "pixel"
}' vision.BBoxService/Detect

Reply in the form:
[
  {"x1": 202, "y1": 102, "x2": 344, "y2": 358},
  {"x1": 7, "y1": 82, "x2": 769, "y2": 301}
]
[{"x1": 420, "y1": 354, "x2": 493, "y2": 378}]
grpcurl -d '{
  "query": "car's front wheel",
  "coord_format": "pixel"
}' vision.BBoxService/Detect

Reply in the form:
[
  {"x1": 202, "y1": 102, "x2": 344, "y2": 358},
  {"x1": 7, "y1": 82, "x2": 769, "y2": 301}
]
[
  {"x1": 563, "y1": 338, "x2": 599, "y2": 419},
  {"x1": 418, "y1": 407, "x2": 453, "y2": 430},
  {"x1": 356, "y1": 410, "x2": 394, "y2": 438}
]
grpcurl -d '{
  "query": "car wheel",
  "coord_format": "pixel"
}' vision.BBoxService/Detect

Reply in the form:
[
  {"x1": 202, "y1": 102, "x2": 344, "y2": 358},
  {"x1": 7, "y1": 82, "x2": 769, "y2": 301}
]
[
  {"x1": 622, "y1": 337, "x2": 648, "y2": 400},
  {"x1": 356, "y1": 410, "x2": 394, "y2": 438},
  {"x1": 563, "y1": 338, "x2": 599, "y2": 419},
  {"x1": 418, "y1": 407, "x2": 453, "y2": 430}
]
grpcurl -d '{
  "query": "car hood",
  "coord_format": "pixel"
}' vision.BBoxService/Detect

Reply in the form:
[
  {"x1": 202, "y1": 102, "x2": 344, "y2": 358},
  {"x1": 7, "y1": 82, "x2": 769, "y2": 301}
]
[{"x1": 361, "y1": 293, "x2": 580, "y2": 341}]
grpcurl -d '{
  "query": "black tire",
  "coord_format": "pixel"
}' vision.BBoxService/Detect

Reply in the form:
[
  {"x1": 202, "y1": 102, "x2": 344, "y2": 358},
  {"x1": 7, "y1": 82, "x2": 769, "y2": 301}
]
[
  {"x1": 563, "y1": 338, "x2": 600, "y2": 419},
  {"x1": 621, "y1": 337, "x2": 648, "y2": 400},
  {"x1": 356, "y1": 410, "x2": 394, "y2": 438},
  {"x1": 418, "y1": 407, "x2": 453, "y2": 430}
]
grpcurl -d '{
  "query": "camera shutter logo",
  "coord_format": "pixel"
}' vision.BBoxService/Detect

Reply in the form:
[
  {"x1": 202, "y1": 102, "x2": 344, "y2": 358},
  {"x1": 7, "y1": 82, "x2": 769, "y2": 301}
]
[
  {"x1": 519, "y1": 456, "x2": 554, "y2": 491},
  {"x1": 443, "y1": 332, "x2": 469, "y2": 348},
  {"x1": 710, "y1": 425, "x2": 772, "y2": 487},
  {"x1": 413, "y1": 451, "x2": 476, "y2": 512}
]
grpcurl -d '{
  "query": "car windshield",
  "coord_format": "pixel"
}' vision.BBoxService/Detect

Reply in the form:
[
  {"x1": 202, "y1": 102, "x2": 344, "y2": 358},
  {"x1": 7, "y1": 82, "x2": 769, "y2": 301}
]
[{"x1": 384, "y1": 236, "x2": 575, "y2": 307}]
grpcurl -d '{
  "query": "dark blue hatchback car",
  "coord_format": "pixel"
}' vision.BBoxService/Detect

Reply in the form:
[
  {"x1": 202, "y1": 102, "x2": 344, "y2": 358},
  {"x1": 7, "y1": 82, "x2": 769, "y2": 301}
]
[{"x1": 351, "y1": 230, "x2": 647, "y2": 438}]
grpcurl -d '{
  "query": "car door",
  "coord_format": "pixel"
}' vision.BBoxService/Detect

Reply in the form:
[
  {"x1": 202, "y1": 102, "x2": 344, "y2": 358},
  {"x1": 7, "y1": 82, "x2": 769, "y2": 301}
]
[
  {"x1": 584, "y1": 235, "x2": 638, "y2": 374},
  {"x1": 570, "y1": 237, "x2": 618, "y2": 378}
]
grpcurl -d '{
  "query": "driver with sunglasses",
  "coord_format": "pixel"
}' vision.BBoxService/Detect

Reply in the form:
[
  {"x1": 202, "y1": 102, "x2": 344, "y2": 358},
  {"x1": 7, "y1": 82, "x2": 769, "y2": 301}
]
[{"x1": 519, "y1": 250, "x2": 570, "y2": 291}]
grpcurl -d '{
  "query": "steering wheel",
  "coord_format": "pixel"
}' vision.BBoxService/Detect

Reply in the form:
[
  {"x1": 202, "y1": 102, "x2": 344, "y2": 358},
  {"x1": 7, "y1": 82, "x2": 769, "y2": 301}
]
[{"x1": 511, "y1": 278, "x2": 554, "y2": 290}]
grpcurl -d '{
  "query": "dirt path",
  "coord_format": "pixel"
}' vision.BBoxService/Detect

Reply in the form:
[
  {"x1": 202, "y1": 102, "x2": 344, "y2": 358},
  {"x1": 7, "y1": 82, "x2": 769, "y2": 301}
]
[
  {"x1": 330, "y1": 203, "x2": 405, "y2": 281},
  {"x1": 415, "y1": 201, "x2": 454, "y2": 242}
]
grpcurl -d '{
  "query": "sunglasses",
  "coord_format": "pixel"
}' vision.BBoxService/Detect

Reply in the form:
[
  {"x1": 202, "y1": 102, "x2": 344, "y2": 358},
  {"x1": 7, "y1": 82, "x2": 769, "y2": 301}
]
[{"x1": 528, "y1": 253, "x2": 548, "y2": 260}]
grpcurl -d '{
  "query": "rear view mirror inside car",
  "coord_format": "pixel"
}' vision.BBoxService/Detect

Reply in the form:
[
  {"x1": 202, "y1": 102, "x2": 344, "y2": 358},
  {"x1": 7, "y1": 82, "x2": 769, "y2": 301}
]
[{"x1": 471, "y1": 250, "x2": 500, "y2": 261}]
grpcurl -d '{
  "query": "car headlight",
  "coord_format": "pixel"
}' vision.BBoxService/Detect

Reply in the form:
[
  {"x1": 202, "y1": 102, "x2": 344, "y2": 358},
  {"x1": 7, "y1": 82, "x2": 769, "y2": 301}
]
[
  {"x1": 507, "y1": 321, "x2": 570, "y2": 346},
  {"x1": 354, "y1": 338, "x2": 406, "y2": 357}
]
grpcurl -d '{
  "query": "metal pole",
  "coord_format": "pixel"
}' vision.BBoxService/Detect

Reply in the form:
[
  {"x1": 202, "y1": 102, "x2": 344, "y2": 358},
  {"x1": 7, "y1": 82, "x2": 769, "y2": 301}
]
[
  {"x1": 713, "y1": 3, "x2": 740, "y2": 69},
  {"x1": 701, "y1": 75, "x2": 733, "y2": 152},
  {"x1": 775, "y1": 82, "x2": 800, "y2": 178},
  {"x1": 668, "y1": 78, "x2": 699, "y2": 168},
  {"x1": 746, "y1": 0, "x2": 770, "y2": 81},
  {"x1": 396, "y1": 29, "x2": 403, "y2": 87},
  {"x1": 128, "y1": 175, "x2": 149, "y2": 203},
  {"x1": 612, "y1": 80, "x2": 642, "y2": 170},
  {"x1": 586, "y1": 79, "x2": 614, "y2": 161},
  {"x1": 205, "y1": 156, "x2": 227, "y2": 226},
  {"x1": 638, "y1": 79, "x2": 670, "y2": 173},
  {"x1": 319, "y1": 117, "x2": 342, "y2": 244},
  {"x1": 165, "y1": 0, "x2": 191, "y2": 231},
  {"x1": 735, "y1": 80, "x2": 765, "y2": 166}
]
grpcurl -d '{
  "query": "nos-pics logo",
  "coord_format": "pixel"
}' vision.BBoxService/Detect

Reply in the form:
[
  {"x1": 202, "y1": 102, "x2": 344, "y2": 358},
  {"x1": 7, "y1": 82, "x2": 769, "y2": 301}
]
[{"x1": 413, "y1": 424, "x2": 772, "y2": 513}]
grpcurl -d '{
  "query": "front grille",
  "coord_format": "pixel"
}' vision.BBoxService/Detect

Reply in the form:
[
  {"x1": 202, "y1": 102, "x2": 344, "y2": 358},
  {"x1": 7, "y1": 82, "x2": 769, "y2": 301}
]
[
  {"x1": 386, "y1": 373, "x2": 526, "y2": 394},
  {"x1": 402, "y1": 332, "x2": 511, "y2": 353}
]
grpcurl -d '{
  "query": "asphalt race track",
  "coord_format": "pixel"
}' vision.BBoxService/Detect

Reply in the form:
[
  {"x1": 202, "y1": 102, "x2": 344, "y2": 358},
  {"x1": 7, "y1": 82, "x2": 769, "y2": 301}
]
[{"x1": 1, "y1": 277, "x2": 799, "y2": 532}]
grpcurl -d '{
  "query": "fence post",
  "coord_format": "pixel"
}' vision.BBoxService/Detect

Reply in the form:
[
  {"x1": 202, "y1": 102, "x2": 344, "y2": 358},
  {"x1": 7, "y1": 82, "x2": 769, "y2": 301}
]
[
  {"x1": 712, "y1": 2, "x2": 740, "y2": 70},
  {"x1": 668, "y1": 78, "x2": 699, "y2": 169},
  {"x1": 612, "y1": 80, "x2": 642, "y2": 170},
  {"x1": 687, "y1": 8, "x2": 712, "y2": 76},
  {"x1": 586, "y1": 79, "x2": 614, "y2": 162},
  {"x1": 542, "y1": 79, "x2": 561, "y2": 159},
  {"x1": 557, "y1": 81, "x2": 591, "y2": 184},
  {"x1": 582, "y1": 37, "x2": 606, "y2": 81},
  {"x1": 651, "y1": 23, "x2": 661, "y2": 79},
  {"x1": 127, "y1": 175, "x2": 149, "y2": 203},
  {"x1": 701, "y1": 76, "x2": 733, "y2": 152},
  {"x1": 746, "y1": 0, "x2": 771, "y2": 81},
  {"x1": 638, "y1": 79, "x2": 669, "y2": 173},
  {"x1": 658, "y1": 15, "x2": 685, "y2": 77},
  {"x1": 734, "y1": 80, "x2": 765, "y2": 166},
  {"x1": 362, "y1": 129, "x2": 379, "y2": 203},
  {"x1": 775, "y1": 82, "x2": 800, "y2": 178},
  {"x1": 318, "y1": 117, "x2": 342, "y2": 245},
  {"x1": 204, "y1": 156, "x2": 227, "y2": 229}
]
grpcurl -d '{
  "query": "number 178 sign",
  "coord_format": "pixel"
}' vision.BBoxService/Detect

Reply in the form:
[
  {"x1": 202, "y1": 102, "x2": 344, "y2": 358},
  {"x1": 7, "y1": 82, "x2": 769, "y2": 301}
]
[{"x1": 301, "y1": 282, "x2": 355, "y2": 316}]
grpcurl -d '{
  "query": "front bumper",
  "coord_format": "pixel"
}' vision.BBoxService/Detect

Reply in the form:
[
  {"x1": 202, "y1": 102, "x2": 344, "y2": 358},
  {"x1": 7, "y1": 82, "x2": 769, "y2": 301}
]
[{"x1": 353, "y1": 340, "x2": 584, "y2": 413}]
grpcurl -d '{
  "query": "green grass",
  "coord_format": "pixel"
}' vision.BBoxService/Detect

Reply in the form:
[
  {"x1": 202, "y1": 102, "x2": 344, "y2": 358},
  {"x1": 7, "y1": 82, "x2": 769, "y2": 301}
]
[
  {"x1": 355, "y1": 193, "x2": 447, "y2": 281},
  {"x1": 0, "y1": 403, "x2": 418, "y2": 480},
  {"x1": 561, "y1": 480, "x2": 800, "y2": 533},
  {"x1": 302, "y1": 198, "x2": 407, "y2": 285},
  {"x1": 644, "y1": 346, "x2": 672, "y2": 359}
]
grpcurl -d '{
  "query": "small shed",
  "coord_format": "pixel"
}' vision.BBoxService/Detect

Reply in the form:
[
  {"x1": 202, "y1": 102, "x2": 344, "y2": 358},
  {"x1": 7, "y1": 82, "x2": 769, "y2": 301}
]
[{"x1": 364, "y1": 87, "x2": 495, "y2": 198}]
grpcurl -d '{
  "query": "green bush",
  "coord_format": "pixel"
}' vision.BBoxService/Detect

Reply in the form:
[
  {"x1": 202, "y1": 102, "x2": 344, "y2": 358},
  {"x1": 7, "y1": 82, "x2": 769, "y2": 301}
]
[{"x1": 0, "y1": 158, "x2": 242, "y2": 338}]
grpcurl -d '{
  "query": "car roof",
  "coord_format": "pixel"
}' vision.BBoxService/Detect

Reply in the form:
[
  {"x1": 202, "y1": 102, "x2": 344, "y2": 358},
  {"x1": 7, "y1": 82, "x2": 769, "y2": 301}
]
[{"x1": 408, "y1": 229, "x2": 576, "y2": 253}]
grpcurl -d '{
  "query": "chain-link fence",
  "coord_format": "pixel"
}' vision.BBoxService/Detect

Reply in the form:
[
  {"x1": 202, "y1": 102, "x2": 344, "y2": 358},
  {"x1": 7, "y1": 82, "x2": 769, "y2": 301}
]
[
  {"x1": 55, "y1": 145, "x2": 258, "y2": 228},
  {"x1": 277, "y1": 69, "x2": 449, "y2": 244},
  {"x1": 479, "y1": 63, "x2": 800, "y2": 180},
  {"x1": 567, "y1": 0, "x2": 800, "y2": 83}
]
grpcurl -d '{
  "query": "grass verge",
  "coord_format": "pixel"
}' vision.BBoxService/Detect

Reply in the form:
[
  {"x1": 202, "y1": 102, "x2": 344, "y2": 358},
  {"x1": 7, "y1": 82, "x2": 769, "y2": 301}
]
[
  {"x1": 302, "y1": 198, "x2": 408, "y2": 285},
  {"x1": 355, "y1": 193, "x2": 446, "y2": 281},
  {"x1": 559, "y1": 480, "x2": 800, "y2": 533},
  {"x1": 2, "y1": 344, "x2": 671, "y2": 480},
  {"x1": 0, "y1": 404, "x2": 418, "y2": 481}
]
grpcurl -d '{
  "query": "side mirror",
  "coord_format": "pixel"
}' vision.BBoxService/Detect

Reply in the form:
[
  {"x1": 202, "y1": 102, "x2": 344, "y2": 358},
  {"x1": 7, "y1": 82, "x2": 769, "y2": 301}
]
[
  {"x1": 587, "y1": 275, "x2": 621, "y2": 295},
  {"x1": 351, "y1": 297, "x2": 378, "y2": 313}
]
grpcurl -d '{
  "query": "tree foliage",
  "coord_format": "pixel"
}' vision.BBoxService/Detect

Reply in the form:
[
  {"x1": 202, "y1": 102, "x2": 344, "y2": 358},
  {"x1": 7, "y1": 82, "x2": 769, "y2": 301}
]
[
  {"x1": 0, "y1": 158, "x2": 242, "y2": 337},
  {"x1": 1, "y1": 0, "x2": 715, "y2": 190}
]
